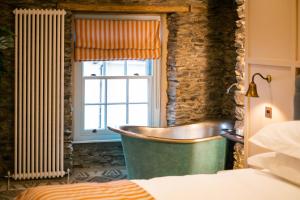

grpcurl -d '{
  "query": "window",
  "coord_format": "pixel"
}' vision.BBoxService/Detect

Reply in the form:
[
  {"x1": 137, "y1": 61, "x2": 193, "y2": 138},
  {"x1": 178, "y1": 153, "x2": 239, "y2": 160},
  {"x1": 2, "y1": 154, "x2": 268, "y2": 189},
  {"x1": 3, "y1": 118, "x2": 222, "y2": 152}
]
[
  {"x1": 74, "y1": 60, "x2": 161, "y2": 141},
  {"x1": 73, "y1": 14, "x2": 164, "y2": 142}
]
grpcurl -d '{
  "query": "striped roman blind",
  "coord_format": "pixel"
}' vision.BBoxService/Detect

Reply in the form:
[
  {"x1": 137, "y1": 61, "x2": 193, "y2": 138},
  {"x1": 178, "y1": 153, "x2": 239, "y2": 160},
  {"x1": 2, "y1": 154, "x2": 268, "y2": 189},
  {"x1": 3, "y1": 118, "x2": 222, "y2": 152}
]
[{"x1": 74, "y1": 18, "x2": 161, "y2": 61}]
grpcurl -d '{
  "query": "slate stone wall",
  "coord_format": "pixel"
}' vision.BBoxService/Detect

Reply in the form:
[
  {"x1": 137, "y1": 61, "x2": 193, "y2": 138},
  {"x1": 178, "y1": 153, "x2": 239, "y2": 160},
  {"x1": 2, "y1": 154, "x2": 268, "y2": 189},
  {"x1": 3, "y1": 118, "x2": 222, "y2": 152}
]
[
  {"x1": 0, "y1": 0, "x2": 239, "y2": 175},
  {"x1": 234, "y1": 0, "x2": 246, "y2": 132},
  {"x1": 0, "y1": 2, "x2": 15, "y2": 176},
  {"x1": 167, "y1": 0, "x2": 238, "y2": 125},
  {"x1": 73, "y1": 142, "x2": 125, "y2": 168}
]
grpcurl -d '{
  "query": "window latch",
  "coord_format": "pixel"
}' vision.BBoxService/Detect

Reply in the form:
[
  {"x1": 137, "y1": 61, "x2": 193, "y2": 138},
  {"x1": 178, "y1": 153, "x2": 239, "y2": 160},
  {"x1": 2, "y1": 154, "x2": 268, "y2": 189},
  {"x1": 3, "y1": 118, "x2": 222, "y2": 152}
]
[
  {"x1": 133, "y1": 73, "x2": 139, "y2": 76},
  {"x1": 92, "y1": 129, "x2": 97, "y2": 133}
]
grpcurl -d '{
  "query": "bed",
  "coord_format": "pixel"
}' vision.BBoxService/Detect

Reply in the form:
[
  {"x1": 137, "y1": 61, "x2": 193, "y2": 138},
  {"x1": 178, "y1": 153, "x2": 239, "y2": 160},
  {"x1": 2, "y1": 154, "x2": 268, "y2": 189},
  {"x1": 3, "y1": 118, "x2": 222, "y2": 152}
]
[
  {"x1": 16, "y1": 168, "x2": 300, "y2": 200},
  {"x1": 16, "y1": 121, "x2": 300, "y2": 200},
  {"x1": 133, "y1": 168, "x2": 300, "y2": 200}
]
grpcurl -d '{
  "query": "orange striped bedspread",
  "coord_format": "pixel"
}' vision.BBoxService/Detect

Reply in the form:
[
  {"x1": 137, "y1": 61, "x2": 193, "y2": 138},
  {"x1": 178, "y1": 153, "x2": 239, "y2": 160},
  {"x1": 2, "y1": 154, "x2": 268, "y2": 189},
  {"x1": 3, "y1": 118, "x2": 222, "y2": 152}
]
[{"x1": 16, "y1": 180, "x2": 155, "y2": 200}]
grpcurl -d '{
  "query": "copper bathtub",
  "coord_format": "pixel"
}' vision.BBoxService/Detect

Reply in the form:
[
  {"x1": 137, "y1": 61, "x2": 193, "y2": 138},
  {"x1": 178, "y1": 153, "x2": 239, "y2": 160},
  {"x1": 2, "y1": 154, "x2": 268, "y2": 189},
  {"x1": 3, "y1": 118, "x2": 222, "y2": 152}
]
[{"x1": 108, "y1": 120, "x2": 233, "y2": 179}]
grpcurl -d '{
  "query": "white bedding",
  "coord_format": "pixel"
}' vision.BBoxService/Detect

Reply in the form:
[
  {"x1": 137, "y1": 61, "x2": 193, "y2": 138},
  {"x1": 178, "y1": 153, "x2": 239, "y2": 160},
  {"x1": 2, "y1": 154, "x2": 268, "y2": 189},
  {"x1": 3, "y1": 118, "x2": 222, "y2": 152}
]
[{"x1": 133, "y1": 169, "x2": 300, "y2": 200}]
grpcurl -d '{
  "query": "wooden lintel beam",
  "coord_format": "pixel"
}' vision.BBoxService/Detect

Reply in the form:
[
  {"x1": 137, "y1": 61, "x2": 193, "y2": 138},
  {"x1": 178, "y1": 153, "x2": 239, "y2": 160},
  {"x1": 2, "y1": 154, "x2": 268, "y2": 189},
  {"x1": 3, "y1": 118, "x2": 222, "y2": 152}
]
[{"x1": 57, "y1": 3, "x2": 191, "y2": 13}]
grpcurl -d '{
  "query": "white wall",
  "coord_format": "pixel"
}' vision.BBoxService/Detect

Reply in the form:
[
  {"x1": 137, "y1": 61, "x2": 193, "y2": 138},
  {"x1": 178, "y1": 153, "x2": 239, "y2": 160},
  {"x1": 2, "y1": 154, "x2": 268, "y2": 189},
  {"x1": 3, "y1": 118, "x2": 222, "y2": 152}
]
[{"x1": 245, "y1": 0, "x2": 299, "y2": 157}]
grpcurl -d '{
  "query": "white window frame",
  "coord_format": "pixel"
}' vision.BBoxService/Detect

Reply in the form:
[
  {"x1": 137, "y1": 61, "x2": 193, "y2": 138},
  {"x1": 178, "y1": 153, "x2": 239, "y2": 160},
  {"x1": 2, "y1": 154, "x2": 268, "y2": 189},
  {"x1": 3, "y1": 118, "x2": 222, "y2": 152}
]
[{"x1": 73, "y1": 60, "x2": 161, "y2": 142}]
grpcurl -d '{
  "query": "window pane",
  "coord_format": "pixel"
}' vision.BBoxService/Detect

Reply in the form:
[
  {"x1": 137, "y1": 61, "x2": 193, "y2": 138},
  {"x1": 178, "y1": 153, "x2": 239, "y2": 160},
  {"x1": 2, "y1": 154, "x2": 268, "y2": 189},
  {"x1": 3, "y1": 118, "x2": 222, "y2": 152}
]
[
  {"x1": 129, "y1": 79, "x2": 148, "y2": 103},
  {"x1": 129, "y1": 104, "x2": 148, "y2": 126},
  {"x1": 84, "y1": 105, "x2": 105, "y2": 130},
  {"x1": 107, "y1": 79, "x2": 126, "y2": 103},
  {"x1": 85, "y1": 79, "x2": 105, "y2": 104},
  {"x1": 106, "y1": 61, "x2": 125, "y2": 76},
  {"x1": 107, "y1": 105, "x2": 126, "y2": 128},
  {"x1": 83, "y1": 61, "x2": 104, "y2": 76},
  {"x1": 127, "y1": 60, "x2": 148, "y2": 76}
]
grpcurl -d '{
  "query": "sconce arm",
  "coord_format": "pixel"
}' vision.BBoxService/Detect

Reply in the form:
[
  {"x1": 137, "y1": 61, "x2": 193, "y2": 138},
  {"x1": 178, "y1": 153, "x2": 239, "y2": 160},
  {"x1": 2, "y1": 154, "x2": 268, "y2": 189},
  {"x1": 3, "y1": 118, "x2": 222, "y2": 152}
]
[{"x1": 251, "y1": 73, "x2": 272, "y2": 83}]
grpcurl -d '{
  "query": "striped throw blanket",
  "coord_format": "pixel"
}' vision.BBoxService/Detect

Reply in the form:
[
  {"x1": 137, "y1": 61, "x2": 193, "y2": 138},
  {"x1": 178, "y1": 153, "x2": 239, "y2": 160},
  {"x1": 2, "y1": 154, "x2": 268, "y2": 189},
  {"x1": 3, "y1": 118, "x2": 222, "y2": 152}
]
[{"x1": 16, "y1": 180, "x2": 155, "y2": 200}]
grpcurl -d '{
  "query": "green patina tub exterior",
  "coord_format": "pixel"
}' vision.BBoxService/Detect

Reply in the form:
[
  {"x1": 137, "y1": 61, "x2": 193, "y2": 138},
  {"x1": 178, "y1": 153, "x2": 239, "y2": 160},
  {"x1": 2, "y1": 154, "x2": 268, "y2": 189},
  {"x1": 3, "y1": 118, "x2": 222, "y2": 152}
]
[{"x1": 109, "y1": 120, "x2": 232, "y2": 179}]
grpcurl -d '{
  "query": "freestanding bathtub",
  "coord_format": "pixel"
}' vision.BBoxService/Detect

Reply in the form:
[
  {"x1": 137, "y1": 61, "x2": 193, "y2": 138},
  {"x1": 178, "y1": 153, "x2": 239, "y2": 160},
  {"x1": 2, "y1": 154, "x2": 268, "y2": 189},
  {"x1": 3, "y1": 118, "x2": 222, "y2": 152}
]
[{"x1": 108, "y1": 120, "x2": 233, "y2": 179}]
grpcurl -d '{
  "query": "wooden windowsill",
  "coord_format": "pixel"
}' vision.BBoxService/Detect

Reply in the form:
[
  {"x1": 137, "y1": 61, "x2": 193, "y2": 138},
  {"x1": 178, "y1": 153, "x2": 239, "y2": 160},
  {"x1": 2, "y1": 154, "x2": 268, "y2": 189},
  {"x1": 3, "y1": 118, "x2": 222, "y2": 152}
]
[{"x1": 57, "y1": 3, "x2": 191, "y2": 13}]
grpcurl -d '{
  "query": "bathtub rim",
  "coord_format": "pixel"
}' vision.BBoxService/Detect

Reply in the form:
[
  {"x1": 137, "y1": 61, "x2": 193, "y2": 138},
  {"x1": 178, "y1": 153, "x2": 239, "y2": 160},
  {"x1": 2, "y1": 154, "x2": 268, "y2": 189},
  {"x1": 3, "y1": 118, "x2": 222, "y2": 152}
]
[{"x1": 108, "y1": 123, "x2": 230, "y2": 144}]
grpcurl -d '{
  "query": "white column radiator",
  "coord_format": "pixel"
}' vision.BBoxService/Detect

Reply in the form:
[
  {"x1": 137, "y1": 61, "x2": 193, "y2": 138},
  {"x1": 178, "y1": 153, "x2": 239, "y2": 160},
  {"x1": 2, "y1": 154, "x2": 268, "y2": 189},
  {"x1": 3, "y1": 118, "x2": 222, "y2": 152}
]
[{"x1": 14, "y1": 9, "x2": 66, "y2": 180}]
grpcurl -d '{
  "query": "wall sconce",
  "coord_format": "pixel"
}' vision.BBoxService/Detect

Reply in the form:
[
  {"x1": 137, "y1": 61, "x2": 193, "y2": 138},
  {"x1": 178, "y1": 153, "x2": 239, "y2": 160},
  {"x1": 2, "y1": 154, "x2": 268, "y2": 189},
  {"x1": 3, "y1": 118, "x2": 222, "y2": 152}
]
[{"x1": 245, "y1": 73, "x2": 272, "y2": 97}]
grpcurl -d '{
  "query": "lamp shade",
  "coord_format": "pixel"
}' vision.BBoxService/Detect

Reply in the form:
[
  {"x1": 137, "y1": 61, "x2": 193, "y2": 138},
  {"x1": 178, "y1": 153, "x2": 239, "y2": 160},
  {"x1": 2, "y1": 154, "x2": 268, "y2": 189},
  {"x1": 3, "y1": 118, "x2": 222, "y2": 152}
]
[{"x1": 245, "y1": 82, "x2": 259, "y2": 97}]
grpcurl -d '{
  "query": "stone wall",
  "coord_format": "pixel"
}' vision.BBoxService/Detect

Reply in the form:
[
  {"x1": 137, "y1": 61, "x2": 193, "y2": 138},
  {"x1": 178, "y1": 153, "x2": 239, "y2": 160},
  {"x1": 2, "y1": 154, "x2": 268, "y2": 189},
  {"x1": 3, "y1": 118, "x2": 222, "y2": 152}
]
[
  {"x1": 0, "y1": 0, "x2": 238, "y2": 176},
  {"x1": 0, "y1": 2, "x2": 14, "y2": 176},
  {"x1": 167, "y1": 0, "x2": 237, "y2": 125},
  {"x1": 234, "y1": 0, "x2": 246, "y2": 131},
  {"x1": 233, "y1": 0, "x2": 246, "y2": 168},
  {"x1": 73, "y1": 142, "x2": 125, "y2": 168}
]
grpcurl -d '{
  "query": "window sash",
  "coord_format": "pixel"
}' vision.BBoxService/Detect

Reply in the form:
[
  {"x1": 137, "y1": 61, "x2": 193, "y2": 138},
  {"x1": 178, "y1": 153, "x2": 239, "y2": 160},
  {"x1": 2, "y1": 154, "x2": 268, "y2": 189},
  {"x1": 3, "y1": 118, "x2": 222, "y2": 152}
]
[
  {"x1": 82, "y1": 59, "x2": 153, "y2": 77},
  {"x1": 83, "y1": 76, "x2": 151, "y2": 79},
  {"x1": 82, "y1": 70, "x2": 153, "y2": 133}
]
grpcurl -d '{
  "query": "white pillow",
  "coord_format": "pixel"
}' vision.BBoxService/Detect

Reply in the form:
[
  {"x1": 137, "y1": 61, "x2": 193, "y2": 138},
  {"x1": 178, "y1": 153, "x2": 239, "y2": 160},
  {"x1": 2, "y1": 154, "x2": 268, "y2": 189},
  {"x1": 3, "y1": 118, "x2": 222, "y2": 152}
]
[
  {"x1": 248, "y1": 152, "x2": 300, "y2": 186},
  {"x1": 249, "y1": 121, "x2": 300, "y2": 159}
]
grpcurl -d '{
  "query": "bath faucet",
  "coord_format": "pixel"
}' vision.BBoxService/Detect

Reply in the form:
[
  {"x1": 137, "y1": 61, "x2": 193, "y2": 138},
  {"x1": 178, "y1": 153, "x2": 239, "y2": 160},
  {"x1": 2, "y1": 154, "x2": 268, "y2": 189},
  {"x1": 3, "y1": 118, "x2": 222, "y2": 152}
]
[{"x1": 226, "y1": 83, "x2": 239, "y2": 94}]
